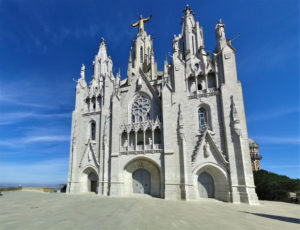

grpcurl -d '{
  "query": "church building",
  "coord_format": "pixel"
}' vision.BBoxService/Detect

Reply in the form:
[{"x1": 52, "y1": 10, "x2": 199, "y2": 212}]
[{"x1": 67, "y1": 5, "x2": 259, "y2": 204}]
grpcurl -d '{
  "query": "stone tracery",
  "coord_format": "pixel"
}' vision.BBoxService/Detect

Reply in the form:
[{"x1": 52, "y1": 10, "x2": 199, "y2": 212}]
[{"x1": 132, "y1": 95, "x2": 151, "y2": 122}]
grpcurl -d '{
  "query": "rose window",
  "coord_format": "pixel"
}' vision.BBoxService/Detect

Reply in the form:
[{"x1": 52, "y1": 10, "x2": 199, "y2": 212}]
[{"x1": 132, "y1": 96, "x2": 151, "y2": 122}]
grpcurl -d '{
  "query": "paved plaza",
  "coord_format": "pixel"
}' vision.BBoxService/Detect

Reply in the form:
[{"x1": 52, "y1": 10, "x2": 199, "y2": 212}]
[{"x1": 0, "y1": 191, "x2": 299, "y2": 230}]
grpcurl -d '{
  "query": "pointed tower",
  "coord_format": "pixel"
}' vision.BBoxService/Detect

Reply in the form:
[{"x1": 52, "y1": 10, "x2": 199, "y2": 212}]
[
  {"x1": 179, "y1": 5, "x2": 204, "y2": 59},
  {"x1": 213, "y1": 19, "x2": 259, "y2": 204},
  {"x1": 127, "y1": 15, "x2": 158, "y2": 85},
  {"x1": 67, "y1": 37, "x2": 115, "y2": 195}
]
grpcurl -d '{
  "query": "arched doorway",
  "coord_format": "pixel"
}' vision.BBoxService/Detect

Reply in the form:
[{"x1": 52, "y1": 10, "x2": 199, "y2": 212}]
[
  {"x1": 80, "y1": 167, "x2": 98, "y2": 194},
  {"x1": 132, "y1": 169, "x2": 151, "y2": 194},
  {"x1": 88, "y1": 172, "x2": 98, "y2": 193},
  {"x1": 198, "y1": 172, "x2": 214, "y2": 198},
  {"x1": 194, "y1": 164, "x2": 230, "y2": 201},
  {"x1": 123, "y1": 158, "x2": 161, "y2": 197}
]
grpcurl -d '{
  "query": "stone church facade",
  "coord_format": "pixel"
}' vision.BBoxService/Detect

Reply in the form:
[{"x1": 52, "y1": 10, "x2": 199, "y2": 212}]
[{"x1": 67, "y1": 5, "x2": 259, "y2": 204}]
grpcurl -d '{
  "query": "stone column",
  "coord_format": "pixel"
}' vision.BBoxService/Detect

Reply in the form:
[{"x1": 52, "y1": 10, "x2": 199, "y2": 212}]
[
  {"x1": 127, "y1": 132, "x2": 129, "y2": 152},
  {"x1": 143, "y1": 130, "x2": 146, "y2": 150},
  {"x1": 135, "y1": 131, "x2": 137, "y2": 150},
  {"x1": 152, "y1": 129, "x2": 154, "y2": 148},
  {"x1": 195, "y1": 75, "x2": 198, "y2": 94}
]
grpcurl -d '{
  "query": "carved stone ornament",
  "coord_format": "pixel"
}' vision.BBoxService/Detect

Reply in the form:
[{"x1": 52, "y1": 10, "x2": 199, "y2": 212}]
[
  {"x1": 203, "y1": 141, "x2": 211, "y2": 158},
  {"x1": 231, "y1": 96, "x2": 241, "y2": 136},
  {"x1": 132, "y1": 95, "x2": 151, "y2": 120},
  {"x1": 224, "y1": 52, "x2": 231, "y2": 60}
]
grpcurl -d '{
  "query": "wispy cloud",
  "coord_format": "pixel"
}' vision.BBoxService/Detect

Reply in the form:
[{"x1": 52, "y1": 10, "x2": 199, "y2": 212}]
[
  {"x1": 0, "y1": 93, "x2": 52, "y2": 109},
  {"x1": 0, "y1": 111, "x2": 70, "y2": 125},
  {"x1": 247, "y1": 107, "x2": 299, "y2": 122},
  {"x1": 0, "y1": 135, "x2": 69, "y2": 148},
  {"x1": 253, "y1": 136, "x2": 300, "y2": 145},
  {"x1": 22, "y1": 135, "x2": 70, "y2": 144}
]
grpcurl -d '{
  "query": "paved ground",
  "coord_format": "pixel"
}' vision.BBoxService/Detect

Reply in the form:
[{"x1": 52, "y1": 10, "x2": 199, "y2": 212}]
[{"x1": 0, "y1": 191, "x2": 299, "y2": 230}]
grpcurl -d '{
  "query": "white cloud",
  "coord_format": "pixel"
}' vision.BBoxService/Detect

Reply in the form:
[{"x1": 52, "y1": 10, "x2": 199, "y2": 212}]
[
  {"x1": 22, "y1": 135, "x2": 70, "y2": 144},
  {"x1": 247, "y1": 107, "x2": 299, "y2": 122},
  {"x1": 0, "y1": 94, "x2": 52, "y2": 109},
  {"x1": 0, "y1": 135, "x2": 70, "y2": 148},
  {"x1": 0, "y1": 111, "x2": 70, "y2": 125}
]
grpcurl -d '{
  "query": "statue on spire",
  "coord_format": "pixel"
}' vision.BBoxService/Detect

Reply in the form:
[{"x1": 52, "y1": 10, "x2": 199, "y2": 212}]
[
  {"x1": 215, "y1": 19, "x2": 226, "y2": 41},
  {"x1": 131, "y1": 14, "x2": 152, "y2": 33}
]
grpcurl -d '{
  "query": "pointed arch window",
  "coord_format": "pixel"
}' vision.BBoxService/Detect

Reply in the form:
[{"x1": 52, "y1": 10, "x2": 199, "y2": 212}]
[
  {"x1": 198, "y1": 108, "x2": 207, "y2": 131},
  {"x1": 91, "y1": 121, "x2": 96, "y2": 140},
  {"x1": 140, "y1": 46, "x2": 143, "y2": 63}
]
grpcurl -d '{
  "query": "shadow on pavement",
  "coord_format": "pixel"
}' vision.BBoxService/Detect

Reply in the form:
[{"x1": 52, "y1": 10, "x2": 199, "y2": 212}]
[{"x1": 241, "y1": 211, "x2": 300, "y2": 224}]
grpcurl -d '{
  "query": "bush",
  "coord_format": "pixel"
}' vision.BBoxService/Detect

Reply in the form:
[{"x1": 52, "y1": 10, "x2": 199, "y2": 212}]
[{"x1": 253, "y1": 169, "x2": 300, "y2": 202}]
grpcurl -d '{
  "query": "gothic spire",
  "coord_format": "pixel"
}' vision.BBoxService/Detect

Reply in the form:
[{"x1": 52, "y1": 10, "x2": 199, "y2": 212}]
[
  {"x1": 80, "y1": 64, "x2": 85, "y2": 79},
  {"x1": 97, "y1": 37, "x2": 108, "y2": 59}
]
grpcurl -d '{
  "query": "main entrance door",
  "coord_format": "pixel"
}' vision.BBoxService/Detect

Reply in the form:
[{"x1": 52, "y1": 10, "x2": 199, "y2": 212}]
[
  {"x1": 88, "y1": 172, "x2": 98, "y2": 193},
  {"x1": 198, "y1": 172, "x2": 214, "y2": 198},
  {"x1": 132, "y1": 169, "x2": 151, "y2": 194}
]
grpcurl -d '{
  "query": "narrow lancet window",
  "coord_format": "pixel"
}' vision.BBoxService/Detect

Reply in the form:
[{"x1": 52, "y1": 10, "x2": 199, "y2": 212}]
[
  {"x1": 198, "y1": 108, "x2": 207, "y2": 131},
  {"x1": 91, "y1": 122, "x2": 96, "y2": 140},
  {"x1": 140, "y1": 46, "x2": 143, "y2": 63}
]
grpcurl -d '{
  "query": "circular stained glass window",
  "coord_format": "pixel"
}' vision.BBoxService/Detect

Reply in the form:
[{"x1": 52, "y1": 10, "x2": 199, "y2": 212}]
[{"x1": 132, "y1": 95, "x2": 151, "y2": 121}]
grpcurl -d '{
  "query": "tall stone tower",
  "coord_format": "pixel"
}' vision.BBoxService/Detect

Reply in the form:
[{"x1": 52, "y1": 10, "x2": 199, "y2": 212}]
[{"x1": 67, "y1": 5, "x2": 259, "y2": 204}]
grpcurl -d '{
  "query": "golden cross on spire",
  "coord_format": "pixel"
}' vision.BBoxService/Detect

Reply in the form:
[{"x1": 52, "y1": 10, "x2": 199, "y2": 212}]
[{"x1": 131, "y1": 14, "x2": 152, "y2": 33}]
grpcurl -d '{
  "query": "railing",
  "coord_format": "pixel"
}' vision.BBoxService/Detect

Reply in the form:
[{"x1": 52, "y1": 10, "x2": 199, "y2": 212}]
[
  {"x1": 120, "y1": 143, "x2": 163, "y2": 153},
  {"x1": 120, "y1": 146, "x2": 127, "y2": 152},
  {"x1": 144, "y1": 145, "x2": 152, "y2": 150},
  {"x1": 136, "y1": 145, "x2": 143, "y2": 151},
  {"x1": 128, "y1": 146, "x2": 135, "y2": 151},
  {"x1": 188, "y1": 87, "x2": 218, "y2": 99},
  {"x1": 153, "y1": 144, "x2": 162, "y2": 150}
]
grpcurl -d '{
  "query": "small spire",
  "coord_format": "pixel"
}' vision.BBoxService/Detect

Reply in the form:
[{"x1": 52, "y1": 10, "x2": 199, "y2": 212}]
[
  {"x1": 97, "y1": 37, "x2": 108, "y2": 59},
  {"x1": 100, "y1": 37, "x2": 106, "y2": 46},
  {"x1": 128, "y1": 50, "x2": 132, "y2": 63},
  {"x1": 80, "y1": 64, "x2": 85, "y2": 79},
  {"x1": 163, "y1": 56, "x2": 168, "y2": 75},
  {"x1": 183, "y1": 4, "x2": 194, "y2": 16},
  {"x1": 164, "y1": 56, "x2": 168, "y2": 65}
]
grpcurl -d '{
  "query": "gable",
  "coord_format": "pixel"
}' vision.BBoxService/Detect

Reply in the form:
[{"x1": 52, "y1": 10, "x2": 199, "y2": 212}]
[
  {"x1": 79, "y1": 138, "x2": 99, "y2": 169},
  {"x1": 192, "y1": 130, "x2": 228, "y2": 168}
]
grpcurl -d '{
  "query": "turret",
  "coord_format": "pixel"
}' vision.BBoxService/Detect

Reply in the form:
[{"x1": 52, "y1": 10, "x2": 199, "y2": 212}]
[
  {"x1": 180, "y1": 5, "x2": 204, "y2": 59},
  {"x1": 75, "y1": 64, "x2": 87, "y2": 111},
  {"x1": 92, "y1": 38, "x2": 112, "y2": 83},
  {"x1": 114, "y1": 68, "x2": 121, "y2": 96},
  {"x1": 213, "y1": 19, "x2": 237, "y2": 84}
]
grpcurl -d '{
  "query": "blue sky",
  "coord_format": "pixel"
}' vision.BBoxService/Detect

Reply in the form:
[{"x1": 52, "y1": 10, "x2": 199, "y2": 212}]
[{"x1": 0, "y1": 0, "x2": 299, "y2": 184}]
